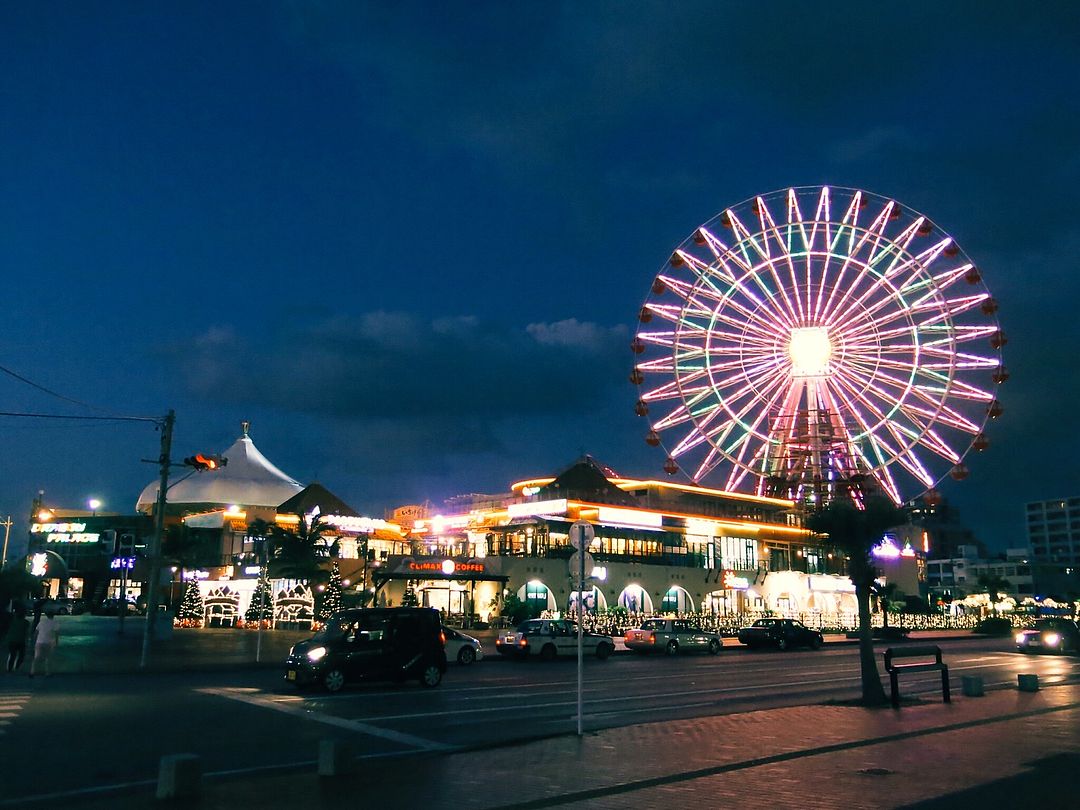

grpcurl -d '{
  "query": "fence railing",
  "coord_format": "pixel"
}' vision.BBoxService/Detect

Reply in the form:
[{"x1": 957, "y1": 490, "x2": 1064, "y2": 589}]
[{"x1": 545, "y1": 609, "x2": 1018, "y2": 636}]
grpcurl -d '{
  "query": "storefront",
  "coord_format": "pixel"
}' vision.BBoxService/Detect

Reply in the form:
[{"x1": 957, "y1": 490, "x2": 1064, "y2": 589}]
[{"x1": 372, "y1": 557, "x2": 509, "y2": 622}]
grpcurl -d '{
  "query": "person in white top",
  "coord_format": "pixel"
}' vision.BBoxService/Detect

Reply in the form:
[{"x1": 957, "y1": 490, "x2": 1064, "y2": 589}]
[{"x1": 30, "y1": 607, "x2": 60, "y2": 677}]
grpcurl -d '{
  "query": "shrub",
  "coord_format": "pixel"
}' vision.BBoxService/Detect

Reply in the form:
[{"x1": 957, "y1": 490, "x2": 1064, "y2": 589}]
[{"x1": 972, "y1": 616, "x2": 1013, "y2": 636}]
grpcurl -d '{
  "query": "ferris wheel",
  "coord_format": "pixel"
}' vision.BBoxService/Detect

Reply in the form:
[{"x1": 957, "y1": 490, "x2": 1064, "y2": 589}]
[{"x1": 631, "y1": 186, "x2": 1006, "y2": 505}]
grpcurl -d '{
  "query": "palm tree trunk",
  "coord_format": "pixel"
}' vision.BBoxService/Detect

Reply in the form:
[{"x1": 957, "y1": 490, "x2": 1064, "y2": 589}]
[{"x1": 856, "y1": 582, "x2": 888, "y2": 706}]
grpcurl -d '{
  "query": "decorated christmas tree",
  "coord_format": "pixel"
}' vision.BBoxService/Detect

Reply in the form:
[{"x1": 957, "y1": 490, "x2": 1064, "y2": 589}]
[
  {"x1": 401, "y1": 583, "x2": 419, "y2": 607},
  {"x1": 318, "y1": 559, "x2": 343, "y2": 621},
  {"x1": 245, "y1": 573, "x2": 274, "y2": 625},
  {"x1": 177, "y1": 581, "x2": 205, "y2": 627}
]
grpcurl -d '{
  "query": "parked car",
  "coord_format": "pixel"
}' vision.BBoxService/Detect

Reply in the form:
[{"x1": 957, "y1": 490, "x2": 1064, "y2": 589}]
[
  {"x1": 737, "y1": 618, "x2": 824, "y2": 651},
  {"x1": 1015, "y1": 618, "x2": 1080, "y2": 654},
  {"x1": 495, "y1": 618, "x2": 615, "y2": 661},
  {"x1": 624, "y1": 618, "x2": 722, "y2": 656},
  {"x1": 443, "y1": 626, "x2": 483, "y2": 664},
  {"x1": 285, "y1": 607, "x2": 448, "y2": 692},
  {"x1": 51, "y1": 598, "x2": 87, "y2": 615},
  {"x1": 91, "y1": 598, "x2": 139, "y2": 616}
]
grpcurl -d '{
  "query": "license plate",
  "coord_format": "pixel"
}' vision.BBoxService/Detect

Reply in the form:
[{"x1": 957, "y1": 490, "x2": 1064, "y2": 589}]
[
  {"x1": 287, "y1": 670, "x2": 297, "y2": 681},
  {"x1": 1028, "y1": 640, "x2": 1040, "y2": 647}
]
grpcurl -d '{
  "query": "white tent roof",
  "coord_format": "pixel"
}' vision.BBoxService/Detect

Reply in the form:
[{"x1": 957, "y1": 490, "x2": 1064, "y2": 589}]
[{"x1": 137, "y1": 433, "x2": 303, "y2": 513}]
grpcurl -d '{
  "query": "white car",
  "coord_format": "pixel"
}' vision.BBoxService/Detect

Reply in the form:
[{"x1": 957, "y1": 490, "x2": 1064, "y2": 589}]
[
  {"x1": 495, "y1": 618, "x2": 615, "y2": 661},
  {"x1": 442, "y1": 626, "x2": 483, "y2": 664}
]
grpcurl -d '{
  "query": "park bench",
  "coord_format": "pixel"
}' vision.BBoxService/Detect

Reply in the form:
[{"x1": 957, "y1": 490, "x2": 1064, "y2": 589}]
[{"x1": 883, "y1": 645, "x2": 950, "y2": 708}]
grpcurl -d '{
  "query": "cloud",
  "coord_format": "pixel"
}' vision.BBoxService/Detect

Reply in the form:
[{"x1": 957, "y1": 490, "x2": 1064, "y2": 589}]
[{"x1": 158, "y1": 312, "x2": 630, "y2": 445}]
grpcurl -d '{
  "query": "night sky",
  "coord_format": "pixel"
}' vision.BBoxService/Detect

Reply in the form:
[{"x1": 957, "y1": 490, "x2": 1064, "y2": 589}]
[{"x1": 2, "y1": 3, "x2": 1078, "y2": 559}]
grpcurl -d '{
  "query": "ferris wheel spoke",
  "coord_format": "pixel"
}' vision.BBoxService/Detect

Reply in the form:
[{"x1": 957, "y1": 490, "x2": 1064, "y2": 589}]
[
  {"x1": 828, "y1": 235, "x2": 950, "y2": 331},
  {"x1": 756, "y1": 199, "x2": 808, "y2": 322},
  {"x1": 914, "y1": 377, "x2": 995, "y2": 403},
  {"x1": 830, "y1": 380, "x2": 934, "y2": 490},
  {"x1": 908, "y1": 292, "x2": 988, "y2": 320},
  {"x1": 724, "y1": 213, "x2": 802, "y2": 326},
  {"x1": 816, "y1": 200, "x2": 897, "y2": 323},
  {"x1": 920, "y1": 324, "x2": 998, "y2": 346}
]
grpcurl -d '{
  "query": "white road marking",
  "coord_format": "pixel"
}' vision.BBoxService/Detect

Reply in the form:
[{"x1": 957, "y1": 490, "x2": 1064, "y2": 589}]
[{"x1": 197, "y1": 687, "x2": 453, "y2": 752}]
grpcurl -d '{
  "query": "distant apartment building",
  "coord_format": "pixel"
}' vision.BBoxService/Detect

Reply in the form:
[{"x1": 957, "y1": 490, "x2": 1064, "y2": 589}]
[
  {"x1": 925, "y1": 545, "x2": 1034, "y2": 606},
  {"x1": 1024, "y1": 496, "x2": 1080, "y2": 597}
]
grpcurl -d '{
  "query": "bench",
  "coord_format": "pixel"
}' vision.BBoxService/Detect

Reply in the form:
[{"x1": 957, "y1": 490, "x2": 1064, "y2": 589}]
[{"x1": 883, "y1": 645, "x2": 950, "y2": 708}]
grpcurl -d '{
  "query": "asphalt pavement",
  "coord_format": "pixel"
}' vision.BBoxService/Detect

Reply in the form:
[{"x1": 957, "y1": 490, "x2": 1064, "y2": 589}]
[{"x1": 6, "y1": 617, "x2": 1078, "y2": 808}]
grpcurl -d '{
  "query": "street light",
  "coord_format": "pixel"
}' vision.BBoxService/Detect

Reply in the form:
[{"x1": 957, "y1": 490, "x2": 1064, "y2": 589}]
[{"x1": 88, "y1": 498, "x2": 102, "y2": 516}]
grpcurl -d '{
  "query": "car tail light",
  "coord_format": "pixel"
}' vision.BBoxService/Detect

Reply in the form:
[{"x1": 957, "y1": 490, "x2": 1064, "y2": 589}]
[
  {"x1": 649, "y1": 634, "x2": 655, "y2": 644},
  {"x1": 440, "y1": 630, "x2": 446, "y2": 645},
  {"x1": 519, "y1": 638, "x2": 528, "y2": 647}
]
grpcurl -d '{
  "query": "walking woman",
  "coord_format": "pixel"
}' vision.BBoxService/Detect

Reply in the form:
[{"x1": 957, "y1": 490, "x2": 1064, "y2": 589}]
[
  {"x1": 4, "y1": 604, "x2": 29, "y2": 673},
  {"x1": 29, "y1": 606, "x2": 60, "y2": 677}
]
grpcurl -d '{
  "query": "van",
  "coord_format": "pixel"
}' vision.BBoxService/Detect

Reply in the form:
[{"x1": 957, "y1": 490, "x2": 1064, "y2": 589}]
[{"x1": 285, "y1": 607, "x2": 448, "y2": 692}]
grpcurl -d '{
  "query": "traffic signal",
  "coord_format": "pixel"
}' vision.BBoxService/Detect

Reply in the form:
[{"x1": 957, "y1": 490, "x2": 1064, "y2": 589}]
[
  {"x1": 100, "y1": 529, "x2": 117, "y2": 555},
  {"x1": 183, "y1": 453, "x2": 228, "y2": 471},
  {"x1": 118, "y1": 533, "x2": 136, "y2": 556}
]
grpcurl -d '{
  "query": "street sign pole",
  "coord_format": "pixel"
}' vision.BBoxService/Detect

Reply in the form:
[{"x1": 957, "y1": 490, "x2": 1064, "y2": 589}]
[
  {"x1": 568, "y1": 519, "x2": 594, "y2": 737},
  {"x1": 577, "y1": 533, "x2": 585, "y2": 736}
]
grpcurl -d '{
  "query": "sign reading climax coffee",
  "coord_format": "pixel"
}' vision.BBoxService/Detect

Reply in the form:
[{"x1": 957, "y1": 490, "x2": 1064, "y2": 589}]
[{"x1": 407, "y1": 560, "x2": 485, "y2": 574}]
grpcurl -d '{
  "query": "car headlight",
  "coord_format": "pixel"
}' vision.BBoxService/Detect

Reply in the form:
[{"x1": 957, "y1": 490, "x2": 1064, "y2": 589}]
[
  {"x1": 1044, "y1": 632, "x2": 1060, "y2": 647},
  {"x1": 306, "y1": 646, "x2": 328, "y2": 662},
  {"x1": 1015, "y1": 633, "x2": 1025, "y2": 644}
]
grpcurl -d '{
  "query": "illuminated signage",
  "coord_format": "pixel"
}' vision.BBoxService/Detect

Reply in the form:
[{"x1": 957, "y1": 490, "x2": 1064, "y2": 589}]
[
  {"x1": 722, "y1": 570, "x2": 750, "y2": 590},
  {"x1": 597, "y1": 507, "x2": 664, "y2": 529},
  {"x1": 31, "y1": 522, "x2": 100, "y2": 544},
  {"x1": 507, "y1": 499, "x2": 568, "y2": 519},
  {"x1": 30, "y1": 553, "x2": 48, "y2": 576},
  {"x1": 111, "y1": 557, "x2": 136, "y2": 570},
  {"x1": 32, "y1": 522, "x2": 86, "y2": 533},
  {"x1": 243, "y1": 565, "x2": 262, "y2": 575},
  {"x1": 407, "y1": 560, "x2": 485, "y2": 574}
]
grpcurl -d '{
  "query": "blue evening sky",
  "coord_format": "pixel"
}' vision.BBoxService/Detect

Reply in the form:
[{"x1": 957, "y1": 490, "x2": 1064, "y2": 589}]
[{"x1": 1, "y1": 3, "x2": 1077, "y2": 557}]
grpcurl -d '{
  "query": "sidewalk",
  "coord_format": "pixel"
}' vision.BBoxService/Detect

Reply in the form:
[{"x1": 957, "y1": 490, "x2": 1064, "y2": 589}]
[{"x1": 50, "y1": 680, "x2": 1080, "y2": 809}]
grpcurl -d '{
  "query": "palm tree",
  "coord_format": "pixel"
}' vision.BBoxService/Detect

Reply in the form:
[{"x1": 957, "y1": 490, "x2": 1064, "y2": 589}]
[
  {"x1": 806, "y1": 492, "x2": 909, "y2": 707},
  {"x1": 266, "y1": 514, "x2": 336, "y2": 586},
  {"x1": 975, "y1": 572, "x2": 1010, "y2": 616},
  {"x1": 872, "y1": 581, "x2": 900, "y2": 630}
]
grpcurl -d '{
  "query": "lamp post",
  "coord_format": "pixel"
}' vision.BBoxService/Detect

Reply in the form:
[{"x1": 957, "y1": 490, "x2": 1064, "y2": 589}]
[{"x1": 88, "y1": 498, "x2": 101, "y2": 516}]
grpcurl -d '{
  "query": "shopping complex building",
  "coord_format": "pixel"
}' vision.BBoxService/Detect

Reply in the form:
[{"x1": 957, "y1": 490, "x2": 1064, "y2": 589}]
[{"x1": 24, "y1": 425, "x2": 921, "y2": 628}]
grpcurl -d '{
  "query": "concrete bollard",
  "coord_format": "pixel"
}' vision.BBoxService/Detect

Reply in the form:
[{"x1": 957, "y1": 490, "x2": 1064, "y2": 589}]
[
  {"x1": 318, "y1": 739, "x2": 354, "y2": 777},
  {"x1": 156, "y1": 753, "x2": 201, "y2": 800},
  {"x1": 961, "y1": 675, "x2": 985, "y2": 697},
  {"x1": 1018, "y1": 673, "x2": 1040, "y2": 692}
]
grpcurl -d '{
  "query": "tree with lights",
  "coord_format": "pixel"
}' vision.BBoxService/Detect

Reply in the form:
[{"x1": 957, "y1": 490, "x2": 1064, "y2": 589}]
[
  {"x1": 177, "y1": 581, "x2": 205, "y2": 627},
  {"x1": 245, "y1": 572, "x2": 274, "y2": 625},
  {"x1": 318, "y1": 559, "x2": 343, "y2": 621}
]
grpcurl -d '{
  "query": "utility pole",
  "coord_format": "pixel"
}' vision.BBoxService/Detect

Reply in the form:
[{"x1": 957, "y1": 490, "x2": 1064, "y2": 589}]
[
  {"x1": 140, "y1": 409, "x2": 174, "y2": 669},
  {"x1": 0, "y1": 515, "x2": 12, "y2": 569}
]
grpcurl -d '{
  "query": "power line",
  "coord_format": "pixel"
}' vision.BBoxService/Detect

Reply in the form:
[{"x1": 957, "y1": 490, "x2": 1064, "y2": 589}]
[
  {"x1": 0, "y1": 361, "x2": 112, "y2": 413},
  {"x1": 0, "y1": 410, "x2": 160, "y2": 424}
]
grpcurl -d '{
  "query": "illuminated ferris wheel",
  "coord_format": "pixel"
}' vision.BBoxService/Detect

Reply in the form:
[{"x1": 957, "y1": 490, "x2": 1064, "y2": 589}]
[{"x1": 631, "y1": 186, "x2": 1007, "y2": 505}]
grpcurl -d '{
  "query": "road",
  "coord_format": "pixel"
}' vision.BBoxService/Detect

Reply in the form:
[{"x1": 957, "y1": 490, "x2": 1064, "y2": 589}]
[{"x1": 2, "y1": 635, "x2": 1078, "y2": 806}]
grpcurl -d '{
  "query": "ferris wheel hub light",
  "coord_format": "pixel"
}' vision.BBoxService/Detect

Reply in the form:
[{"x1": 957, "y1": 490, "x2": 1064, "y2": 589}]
[{"x1": 789, "y1": 327, "x2": 832, "y2": 377}]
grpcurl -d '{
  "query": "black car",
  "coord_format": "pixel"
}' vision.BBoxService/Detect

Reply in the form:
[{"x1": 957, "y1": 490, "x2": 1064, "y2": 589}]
[
  {"x1": 285, "y1": 607, "x2": 448, "y2": 692},
  {"x1": 737, "y1": 618, "x2": 824, "y2": 651},
  {"x1": 1015, "y1": 618, "x2": 1080, "y2": 654}
]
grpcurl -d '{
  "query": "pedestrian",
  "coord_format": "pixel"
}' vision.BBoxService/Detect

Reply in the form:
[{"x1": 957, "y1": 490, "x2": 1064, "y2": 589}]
[
  {"x1": 29, "y1": 606, "x2": 60, "y2": 678},
  {"x1": 4, "y1": 604, "x2": 29, "y2": 673}
]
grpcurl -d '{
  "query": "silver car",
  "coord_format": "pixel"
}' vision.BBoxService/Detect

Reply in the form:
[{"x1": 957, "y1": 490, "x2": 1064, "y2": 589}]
[
  {"x1": 442, "y1": 626, "x2": 484, "y2": 664},
  {"x1": 624, "y1": 618, "x2": 722, "y2": 656}
]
